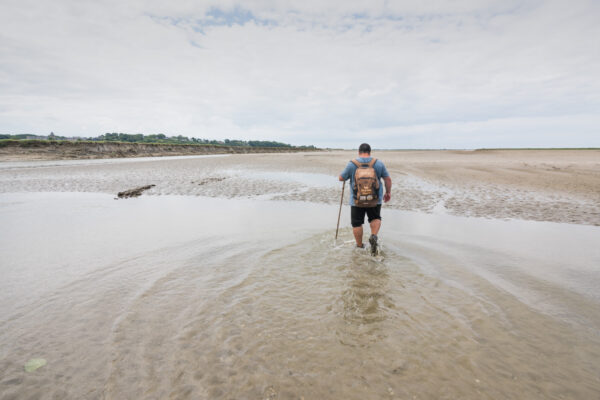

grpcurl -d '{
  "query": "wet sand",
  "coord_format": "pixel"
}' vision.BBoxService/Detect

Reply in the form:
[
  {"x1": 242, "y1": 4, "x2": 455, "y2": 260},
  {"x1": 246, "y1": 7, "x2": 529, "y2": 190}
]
[
  {"x1": 1, "y1": 153, "x2": 600, "y2": 399},
  {"x1": 1, "y1": 150, "x2": 598, "y2": 225}
]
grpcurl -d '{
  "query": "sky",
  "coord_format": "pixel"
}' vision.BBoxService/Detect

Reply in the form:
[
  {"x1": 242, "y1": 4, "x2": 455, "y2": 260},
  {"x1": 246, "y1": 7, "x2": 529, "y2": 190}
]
[{"x1": 1, "y1": 0, "x2": 599, "y2": 149}]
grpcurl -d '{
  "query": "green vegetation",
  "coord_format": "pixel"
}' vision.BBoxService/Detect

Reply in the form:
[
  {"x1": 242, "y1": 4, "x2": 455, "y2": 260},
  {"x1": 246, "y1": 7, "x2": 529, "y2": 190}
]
[
  {"x1": 0, "y1": 133, "x2": 316, "y2": 149},
  {"x1": 0, "y1": 139, "x2": 211, "y2": 148},
  {"x1": 24, "y1": 358, "x2": 47, "y2": 373}
]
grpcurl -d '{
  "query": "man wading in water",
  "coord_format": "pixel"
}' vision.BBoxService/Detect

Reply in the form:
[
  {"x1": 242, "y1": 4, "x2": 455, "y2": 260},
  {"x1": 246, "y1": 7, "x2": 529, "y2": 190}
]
[{"x1": 339, "y1": 143, "x2": 392, "y2": 254}]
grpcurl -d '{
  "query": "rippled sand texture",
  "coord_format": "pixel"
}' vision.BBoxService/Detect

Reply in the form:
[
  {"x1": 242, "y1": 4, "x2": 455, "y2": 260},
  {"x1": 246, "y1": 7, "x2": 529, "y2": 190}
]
[
  {"x1": 1, "y1": 149, "x2": 599, "y2": 225},
  {"x1": 102, "y1": 236, "x2": 600, "y2": 399},
  {"x1": 1, "y1": 153, "x2": 600, "y2": 399},
  {"x1": 2, "y1": 193, "x2": 600, "y2": 399}
]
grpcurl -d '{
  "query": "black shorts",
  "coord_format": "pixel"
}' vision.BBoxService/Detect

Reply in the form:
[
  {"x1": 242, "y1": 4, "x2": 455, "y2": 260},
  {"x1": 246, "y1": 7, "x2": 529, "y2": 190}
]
[{"x1": 351, "y1": 205, "x2": 382, "y2": 227}]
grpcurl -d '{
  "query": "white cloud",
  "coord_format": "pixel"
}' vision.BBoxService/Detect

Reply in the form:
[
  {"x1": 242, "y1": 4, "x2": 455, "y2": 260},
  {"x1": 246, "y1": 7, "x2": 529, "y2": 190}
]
[{"x1": 1, "y1": 0, "x2": 599, "y2": 147}]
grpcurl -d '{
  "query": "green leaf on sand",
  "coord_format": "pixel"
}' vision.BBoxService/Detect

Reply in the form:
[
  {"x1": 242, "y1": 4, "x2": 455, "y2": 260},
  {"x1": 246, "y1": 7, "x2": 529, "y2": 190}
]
[{"x1": 24, "y1": 358, "x2": 47, "y2": 372}]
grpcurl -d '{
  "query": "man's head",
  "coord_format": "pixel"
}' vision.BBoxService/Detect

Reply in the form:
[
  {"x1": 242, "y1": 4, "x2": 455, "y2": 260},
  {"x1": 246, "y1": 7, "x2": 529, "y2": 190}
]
[{"x1": 358, "y1": 143, "x2": 371, "y2": 155}]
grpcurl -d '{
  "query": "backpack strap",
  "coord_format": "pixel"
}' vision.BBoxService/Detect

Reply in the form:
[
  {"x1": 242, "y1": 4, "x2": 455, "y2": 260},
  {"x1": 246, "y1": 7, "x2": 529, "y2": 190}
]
[
  {"x1": 350, "y1": 159, "x2": 361, "y2": 194},
  {"x1": 352, "y1": 158, "x2": 376, "y2": 168},
  {"x1": 369, "y1": 158, "x2": 380, "y2": 189}
]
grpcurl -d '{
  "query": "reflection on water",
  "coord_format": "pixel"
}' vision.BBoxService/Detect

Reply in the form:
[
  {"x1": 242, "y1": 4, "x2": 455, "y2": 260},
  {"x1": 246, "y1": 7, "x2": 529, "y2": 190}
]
[{"x1": 1, "y1": 193, "x2": 600, "y2": 399}]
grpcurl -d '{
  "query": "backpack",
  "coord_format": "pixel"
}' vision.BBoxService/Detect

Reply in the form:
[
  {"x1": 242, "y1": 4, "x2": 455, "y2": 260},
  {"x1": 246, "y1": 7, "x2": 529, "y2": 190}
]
[{"x1": 351, "y1": 158, "x2": 380, "y2": 208}]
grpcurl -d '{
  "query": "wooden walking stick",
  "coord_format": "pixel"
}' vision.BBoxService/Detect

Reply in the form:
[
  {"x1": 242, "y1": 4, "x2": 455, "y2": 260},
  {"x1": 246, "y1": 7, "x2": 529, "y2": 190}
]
[{"x1": 335, "y1": 180, "x2": 345, "y2": 240}]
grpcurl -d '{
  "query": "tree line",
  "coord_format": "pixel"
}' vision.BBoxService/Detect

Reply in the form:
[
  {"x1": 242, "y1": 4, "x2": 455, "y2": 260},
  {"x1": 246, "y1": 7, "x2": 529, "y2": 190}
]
[{"x1": 0, "y1": 133, "x2": 316, "y2": 149}]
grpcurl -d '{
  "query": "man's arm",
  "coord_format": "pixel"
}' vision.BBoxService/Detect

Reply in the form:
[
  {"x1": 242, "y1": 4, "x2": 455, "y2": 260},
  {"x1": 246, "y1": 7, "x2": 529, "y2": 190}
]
[
  {"x1": 339, "y1": 161, "x2": 353, "y2": 181},
  {"x1": 383, "y1": 176, "x2": 392, "y2": 202}
]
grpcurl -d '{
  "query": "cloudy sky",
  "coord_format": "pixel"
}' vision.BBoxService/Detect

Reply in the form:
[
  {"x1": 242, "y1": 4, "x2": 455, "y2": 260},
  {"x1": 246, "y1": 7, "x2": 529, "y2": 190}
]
[{"x1": 1, "y1": 0, "x2": 599, "y2": 148}]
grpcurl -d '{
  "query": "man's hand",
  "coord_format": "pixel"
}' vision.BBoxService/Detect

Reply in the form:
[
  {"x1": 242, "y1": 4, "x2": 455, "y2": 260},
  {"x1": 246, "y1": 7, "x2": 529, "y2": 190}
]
[{"x1": 383, "y1": 176, "x2": 392, "y2": 202}]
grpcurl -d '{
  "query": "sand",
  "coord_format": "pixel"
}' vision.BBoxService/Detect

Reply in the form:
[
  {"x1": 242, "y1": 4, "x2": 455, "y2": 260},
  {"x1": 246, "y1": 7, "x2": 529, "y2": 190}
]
[
  {"x1": 2, "y1": 153, "x2": 600, "y2": 399},
  {"x1": 1, "y1": 150, "x2": 598, "y2": 225}
]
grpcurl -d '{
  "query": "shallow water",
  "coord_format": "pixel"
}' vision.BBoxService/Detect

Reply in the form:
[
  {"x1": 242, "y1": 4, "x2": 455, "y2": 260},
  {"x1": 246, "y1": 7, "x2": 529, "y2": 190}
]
[
  {"x1": 1, "y1": 190, "x2": 599, "y2": 399},
  {"x1": 3, "y1": 151, "x2": 599, "y2": 226}
]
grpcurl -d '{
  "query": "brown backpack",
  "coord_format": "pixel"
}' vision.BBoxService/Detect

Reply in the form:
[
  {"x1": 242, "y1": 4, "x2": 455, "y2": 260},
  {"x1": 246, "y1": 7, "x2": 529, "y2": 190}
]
[{"x1": 351, "y1": 158, "x2": 380, "y2": 207}]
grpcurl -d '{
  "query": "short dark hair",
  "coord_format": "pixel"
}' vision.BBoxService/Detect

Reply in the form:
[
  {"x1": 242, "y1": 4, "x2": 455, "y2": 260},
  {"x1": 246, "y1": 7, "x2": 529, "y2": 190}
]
[{"x1": 358, "y1": 143, "x2": 371, "y2": 154}]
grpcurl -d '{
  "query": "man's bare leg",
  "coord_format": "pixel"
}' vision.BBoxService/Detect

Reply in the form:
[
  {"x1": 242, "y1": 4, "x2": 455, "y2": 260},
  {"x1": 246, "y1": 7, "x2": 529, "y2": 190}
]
[
  {"x1": 369, "y1": 219, "x2": 381, "y2": 255},
  {"x1": 353, "y1": 226, "x2": 363, "y2": 247},
  {"x1": 355, "y1": 219, "x2": 381, "y2": 248},
  {"x1": 370, "y1": 218, "x2": 381, "y2": 236}
]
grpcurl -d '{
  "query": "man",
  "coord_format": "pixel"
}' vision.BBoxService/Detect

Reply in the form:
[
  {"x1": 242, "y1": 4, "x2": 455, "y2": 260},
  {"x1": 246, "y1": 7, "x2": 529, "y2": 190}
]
[{"x1": 339, "y1": 143, "x2": 392, "y2": 254}]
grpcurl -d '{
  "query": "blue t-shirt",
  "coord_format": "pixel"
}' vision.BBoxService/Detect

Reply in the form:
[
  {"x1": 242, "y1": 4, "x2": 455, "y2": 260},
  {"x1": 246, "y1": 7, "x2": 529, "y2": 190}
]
[{"x1": 340, "y1": 157, "x2": 389, "y2": 206}]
